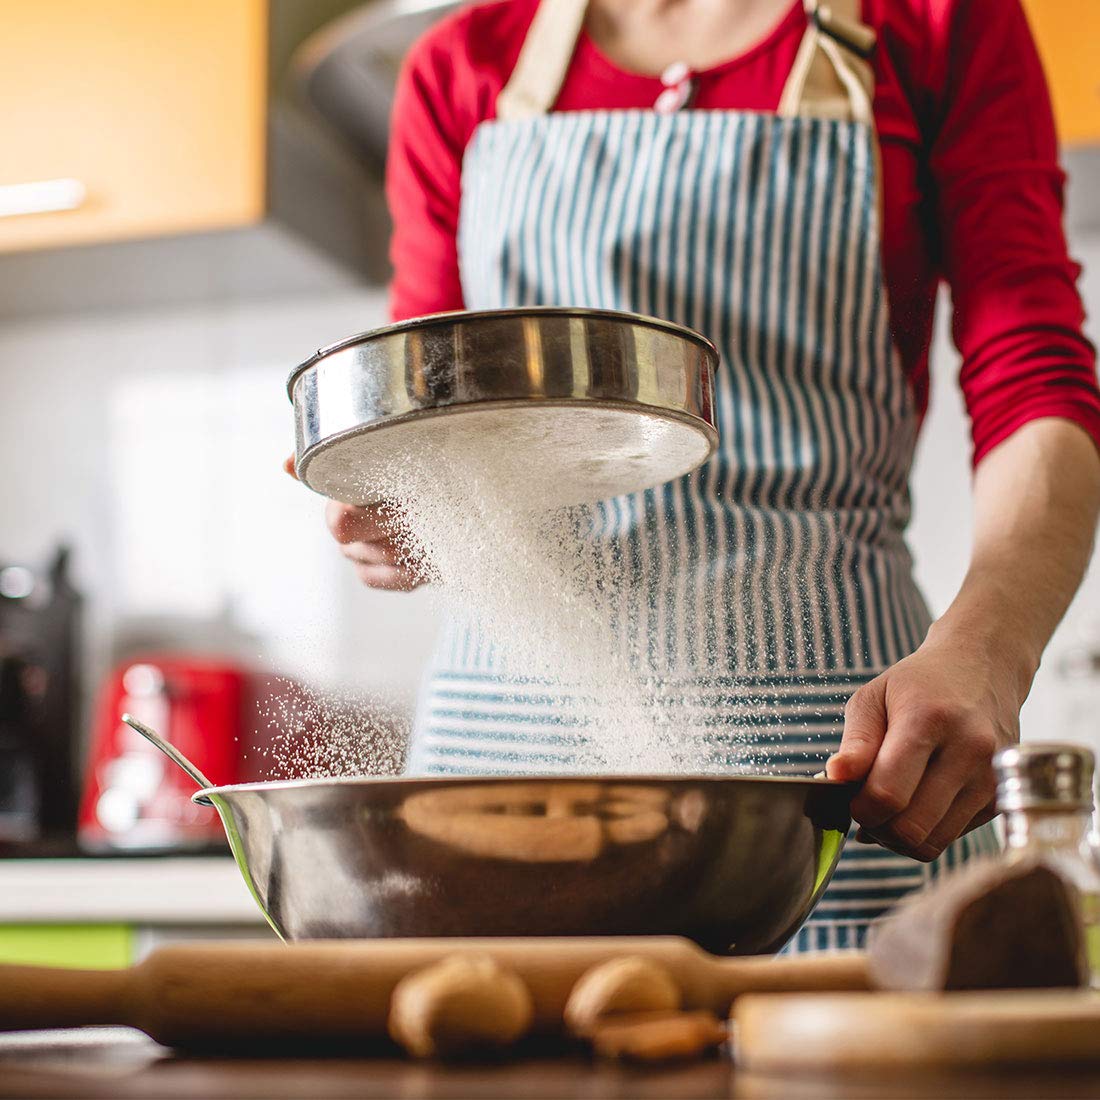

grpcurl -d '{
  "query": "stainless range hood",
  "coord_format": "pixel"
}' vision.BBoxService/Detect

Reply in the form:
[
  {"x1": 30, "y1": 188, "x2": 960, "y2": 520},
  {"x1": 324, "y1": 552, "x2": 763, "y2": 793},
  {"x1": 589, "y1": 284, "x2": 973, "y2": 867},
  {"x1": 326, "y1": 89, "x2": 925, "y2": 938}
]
[{"x1": 293, "y1": 0, "x2": 461, "y2": 170}]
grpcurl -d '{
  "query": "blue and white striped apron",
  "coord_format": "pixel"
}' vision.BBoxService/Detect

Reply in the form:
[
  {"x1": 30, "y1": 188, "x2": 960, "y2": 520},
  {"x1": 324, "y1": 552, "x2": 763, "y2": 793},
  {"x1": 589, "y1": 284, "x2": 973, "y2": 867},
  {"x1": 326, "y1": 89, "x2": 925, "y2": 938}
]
[{"x1": 407, "y1": 0, "x2": 999, "y2": 950}]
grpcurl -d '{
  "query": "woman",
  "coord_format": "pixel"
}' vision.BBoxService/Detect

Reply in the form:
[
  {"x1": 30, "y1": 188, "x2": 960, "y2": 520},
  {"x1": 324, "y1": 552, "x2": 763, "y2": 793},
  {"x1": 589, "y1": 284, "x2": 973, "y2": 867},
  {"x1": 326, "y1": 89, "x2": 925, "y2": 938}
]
[{"x1": 322, "y1": 0, "x2": 1100, "y2": 949}]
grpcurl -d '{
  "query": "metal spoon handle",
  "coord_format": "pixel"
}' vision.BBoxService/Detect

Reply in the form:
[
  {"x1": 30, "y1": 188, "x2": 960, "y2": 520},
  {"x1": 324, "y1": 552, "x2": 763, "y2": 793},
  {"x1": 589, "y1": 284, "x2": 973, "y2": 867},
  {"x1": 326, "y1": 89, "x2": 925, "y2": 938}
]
[{"x1": 121, "y1": 712, "x2": 215, "y2": 791}]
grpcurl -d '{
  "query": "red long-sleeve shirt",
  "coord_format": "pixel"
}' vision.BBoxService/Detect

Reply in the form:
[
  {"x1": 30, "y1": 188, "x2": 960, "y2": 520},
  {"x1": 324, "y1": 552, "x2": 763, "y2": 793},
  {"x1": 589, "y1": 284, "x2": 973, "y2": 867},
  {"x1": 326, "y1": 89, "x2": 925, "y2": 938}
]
[{"x1": 387, "y1": 0, "x2": 1100, "y2": 465}]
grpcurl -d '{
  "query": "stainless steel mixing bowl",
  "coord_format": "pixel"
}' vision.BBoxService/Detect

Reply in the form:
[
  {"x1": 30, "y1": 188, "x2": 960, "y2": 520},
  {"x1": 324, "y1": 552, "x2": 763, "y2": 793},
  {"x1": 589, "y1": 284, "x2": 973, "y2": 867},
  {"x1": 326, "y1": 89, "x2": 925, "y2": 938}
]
[
  {"x1": 288, "y1": 307, "x2": 719, "y2": 507},
  {"x1": 195, "y1": 774, "x2": 853, "y2": 955}
]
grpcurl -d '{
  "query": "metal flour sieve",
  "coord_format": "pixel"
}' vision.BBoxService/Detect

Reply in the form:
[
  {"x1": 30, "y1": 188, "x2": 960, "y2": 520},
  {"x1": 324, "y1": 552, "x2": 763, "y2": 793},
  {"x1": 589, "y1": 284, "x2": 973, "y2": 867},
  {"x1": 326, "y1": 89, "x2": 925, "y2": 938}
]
[{"x1": 287, "y1": 307, "x2": 719, "y2": 507}]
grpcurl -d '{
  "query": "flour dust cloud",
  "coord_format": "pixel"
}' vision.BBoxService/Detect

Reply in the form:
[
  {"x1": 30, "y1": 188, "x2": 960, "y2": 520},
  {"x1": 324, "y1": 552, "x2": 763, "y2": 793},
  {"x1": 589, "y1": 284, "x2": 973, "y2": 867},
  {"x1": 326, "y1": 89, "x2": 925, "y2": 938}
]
[
  {"x1": 363, "y1": 422, "x2": 775, "y2": 776},
  {"x1": 256, "y1": 678, "x2": 406, "y2": 779},
  {"x1": 263, "y1": 411, "x2": 800, "y2": 779}
]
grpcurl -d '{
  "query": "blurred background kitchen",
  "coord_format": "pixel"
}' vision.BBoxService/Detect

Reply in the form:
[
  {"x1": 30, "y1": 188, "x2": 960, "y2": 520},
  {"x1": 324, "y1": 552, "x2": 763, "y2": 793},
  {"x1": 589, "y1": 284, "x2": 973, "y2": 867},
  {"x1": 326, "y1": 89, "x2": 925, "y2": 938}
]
[{"x1": 1, "y1": 0, "x2": 1098, "y2": 963}]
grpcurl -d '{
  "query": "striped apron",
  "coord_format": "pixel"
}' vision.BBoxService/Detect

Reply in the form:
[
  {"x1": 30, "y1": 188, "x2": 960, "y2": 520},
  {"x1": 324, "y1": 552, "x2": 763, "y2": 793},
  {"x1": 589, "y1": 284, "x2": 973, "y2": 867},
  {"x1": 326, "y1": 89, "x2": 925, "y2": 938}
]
[{"x1": 407, "y1": 0, "x2": 999, "y2": 950}]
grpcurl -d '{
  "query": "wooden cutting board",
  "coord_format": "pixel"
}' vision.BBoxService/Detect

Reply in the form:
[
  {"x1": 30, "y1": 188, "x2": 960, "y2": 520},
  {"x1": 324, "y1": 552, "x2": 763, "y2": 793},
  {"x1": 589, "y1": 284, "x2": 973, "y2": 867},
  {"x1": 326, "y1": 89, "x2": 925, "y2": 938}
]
[{"x1": 735, "y1": 989, "x2": 1100, "y2": 1071}]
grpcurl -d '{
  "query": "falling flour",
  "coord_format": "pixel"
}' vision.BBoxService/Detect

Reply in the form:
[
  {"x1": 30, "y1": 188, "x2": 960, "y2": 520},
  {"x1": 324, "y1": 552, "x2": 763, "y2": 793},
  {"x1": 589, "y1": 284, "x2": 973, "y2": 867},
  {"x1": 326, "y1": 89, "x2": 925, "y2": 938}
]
[
  {"x1": 262, "y1": 410, "x2": 783, "y2": 779},
  {"x1": 364, "y1": 421, "x2": 772, "y2": 776},
  {"x1": 256, "y1": 678, "x2": 406, "y2": 779}
]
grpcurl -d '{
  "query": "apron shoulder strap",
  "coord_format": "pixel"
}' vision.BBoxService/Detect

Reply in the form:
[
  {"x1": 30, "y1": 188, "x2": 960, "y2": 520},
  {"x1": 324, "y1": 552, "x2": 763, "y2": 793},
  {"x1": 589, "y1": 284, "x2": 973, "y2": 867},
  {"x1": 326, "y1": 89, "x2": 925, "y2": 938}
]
[
  {"x1": 778, "y1": 0, "x2": 877, "y2": 123},
  {"x1": 496, "y1": 0, "x2": 589, "y2": 122}
]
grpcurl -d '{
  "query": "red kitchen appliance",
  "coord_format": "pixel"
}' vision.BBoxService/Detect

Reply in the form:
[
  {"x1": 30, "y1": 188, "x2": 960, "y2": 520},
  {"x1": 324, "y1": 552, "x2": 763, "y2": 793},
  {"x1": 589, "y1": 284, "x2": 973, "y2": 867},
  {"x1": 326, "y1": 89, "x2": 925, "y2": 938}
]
[{"x1": 78, "y1": 656, "x2": 249, "y2": 851}]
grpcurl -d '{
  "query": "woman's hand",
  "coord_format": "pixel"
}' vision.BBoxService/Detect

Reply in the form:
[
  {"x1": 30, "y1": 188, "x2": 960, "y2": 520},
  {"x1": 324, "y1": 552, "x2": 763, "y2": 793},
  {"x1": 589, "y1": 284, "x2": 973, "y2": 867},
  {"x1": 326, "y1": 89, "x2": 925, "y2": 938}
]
[
  {"x1": 828, "y1": 419, "x2": 1100, "y2": 861},
  {"x1": 325, "y1": 499, "x2": 425, "y2": 591},
  {"x1": 284, "y1": 455, "x2": 425, "y2": 591},
  {"x1": 826, "y1": 627, "x2": 1019, "y2": 862}
]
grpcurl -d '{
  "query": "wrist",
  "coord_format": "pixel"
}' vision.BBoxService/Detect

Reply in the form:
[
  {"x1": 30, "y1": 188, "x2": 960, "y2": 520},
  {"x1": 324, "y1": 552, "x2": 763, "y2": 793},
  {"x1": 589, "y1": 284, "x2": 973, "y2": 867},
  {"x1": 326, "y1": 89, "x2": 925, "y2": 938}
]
[{"x1": 925, "y1": 603, "x2": 1041, "y2": 707}]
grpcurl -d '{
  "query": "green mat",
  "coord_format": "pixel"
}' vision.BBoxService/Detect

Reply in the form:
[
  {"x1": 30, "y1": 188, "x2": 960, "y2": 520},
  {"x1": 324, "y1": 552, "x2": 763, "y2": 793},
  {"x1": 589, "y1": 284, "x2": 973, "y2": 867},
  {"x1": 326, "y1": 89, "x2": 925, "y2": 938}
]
[{"x1": 0, "y1": 924, "x2": 132, "y2": 968}]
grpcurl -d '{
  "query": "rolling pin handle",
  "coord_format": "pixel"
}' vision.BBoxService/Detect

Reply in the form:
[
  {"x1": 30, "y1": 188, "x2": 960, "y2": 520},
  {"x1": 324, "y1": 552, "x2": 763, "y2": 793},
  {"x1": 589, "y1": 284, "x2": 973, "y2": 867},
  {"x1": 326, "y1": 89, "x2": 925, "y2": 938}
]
[
  {"x1": 708, "y1": 952, "x2": 870, "y2": 1009},
  {"x1": 0, "y1": 964, "x2": 132, "y2": 1032}
]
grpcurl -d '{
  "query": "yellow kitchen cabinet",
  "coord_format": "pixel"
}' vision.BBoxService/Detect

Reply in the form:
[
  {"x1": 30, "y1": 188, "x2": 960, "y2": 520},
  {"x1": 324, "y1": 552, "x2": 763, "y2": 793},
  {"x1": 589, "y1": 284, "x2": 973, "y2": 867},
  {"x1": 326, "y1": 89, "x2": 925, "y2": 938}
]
[
  {"x1": 0, "y1": 1, "x2": 267, "y2": 252},
  {"x1": 0, "y1": 0, "x2": 382, "y2": 313},
  {"x1": 1022, "y1": 0, "x2": 1100, "y2": 146}
]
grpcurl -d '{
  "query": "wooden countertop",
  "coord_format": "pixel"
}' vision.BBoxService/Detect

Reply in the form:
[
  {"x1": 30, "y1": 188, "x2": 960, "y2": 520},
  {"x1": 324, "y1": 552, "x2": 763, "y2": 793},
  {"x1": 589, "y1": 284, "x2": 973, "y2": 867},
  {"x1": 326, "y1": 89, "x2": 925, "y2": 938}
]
[{"x1": 2, "y1": 1029, "x2": 1099, "y2": 1100}]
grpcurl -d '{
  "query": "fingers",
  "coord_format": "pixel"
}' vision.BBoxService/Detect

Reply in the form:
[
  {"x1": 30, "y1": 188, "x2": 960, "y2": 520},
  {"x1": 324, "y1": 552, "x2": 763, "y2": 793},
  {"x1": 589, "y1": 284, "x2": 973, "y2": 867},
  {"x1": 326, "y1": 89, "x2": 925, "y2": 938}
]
[
  {"x1": 352, "y1": 563, "x2": 424, "y2": 592},
  {"x1": 283, "y1": 454, "x2": 298, "y2": 480},
  {"x1": 321, "y1": 500, "x2": 422, "y2": 590},
  {"x1": 340, "y1": 533, "x2": 424, "y2": 590},
  {"x1": 861, "y1": 751, "x2": 963, "y2": 856},
  {"x1": 341, "y1": 540, "x2": 404, "y2": 569},
  {"x1": 904, "y1": 747, "x2": 998, "y2": 860},
  {"x1": 960, "y1": 803, "x2": 999, "y2": 836},
  {"x1": 854, "y1": 715, "x2": 1000, "y2": 860},
  {"x1": 826, "y1": 680, "x2": 888, "y2": 782},
  {"x1": 849, "y1": 710, "x2": 937, "y2": 829},
  {"x1": 909, "y1": 785, "x2": 996, "y2": 862},
  {"x1": 325, "y1": 500, "x2": 393, "y2": 545},
  {"x1": 859, "y1": 787, "x2": 995, "y2": 861}
]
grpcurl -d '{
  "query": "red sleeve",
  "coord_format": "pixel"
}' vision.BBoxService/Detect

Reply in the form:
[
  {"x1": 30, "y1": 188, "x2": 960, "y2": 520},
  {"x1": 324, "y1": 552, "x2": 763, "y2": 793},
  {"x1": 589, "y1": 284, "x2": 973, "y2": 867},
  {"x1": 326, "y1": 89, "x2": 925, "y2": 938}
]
[
  {"x1": 386, "y1": 17, "x2": 468, "y2": 322},
  {"x1": 385, "y1": 2, "x2": 533, "y2": 322},
  {"x1": 927, "y1": 0, "x2": 1100, "y2": 465}
]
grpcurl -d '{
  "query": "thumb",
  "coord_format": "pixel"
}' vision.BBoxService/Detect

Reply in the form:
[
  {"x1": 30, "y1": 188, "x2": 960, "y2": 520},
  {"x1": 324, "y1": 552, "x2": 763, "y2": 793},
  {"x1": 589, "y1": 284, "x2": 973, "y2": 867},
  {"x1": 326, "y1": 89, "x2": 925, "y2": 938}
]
[
  {"x1": 827, "y1": 678, "x2": 887, "y2": 781},
  {"x1": 283, "y1": 453, "x2": 298, "y2": 480}
]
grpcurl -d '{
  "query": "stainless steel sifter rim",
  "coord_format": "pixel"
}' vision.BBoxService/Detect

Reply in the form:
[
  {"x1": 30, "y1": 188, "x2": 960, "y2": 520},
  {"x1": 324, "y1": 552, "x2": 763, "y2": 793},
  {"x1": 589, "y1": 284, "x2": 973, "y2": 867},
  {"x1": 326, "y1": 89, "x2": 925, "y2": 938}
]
[
  {"x1": 287, "y1": 306, "x2": 720, "y2": 508},
  {"x1": 285, "y1": 306, "x2": 720, "y2": 398}
]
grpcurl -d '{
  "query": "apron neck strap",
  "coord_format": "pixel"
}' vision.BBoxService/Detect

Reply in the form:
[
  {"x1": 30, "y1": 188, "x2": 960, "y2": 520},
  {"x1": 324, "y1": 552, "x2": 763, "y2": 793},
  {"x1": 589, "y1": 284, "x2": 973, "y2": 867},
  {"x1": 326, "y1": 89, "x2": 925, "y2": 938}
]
[
  {"x1": 496, "y1": 0, "x2": 877, "y2": 125},
  {"x1": 778, "y1": 0, "x2": 876, "y2": 123},
  {"x1": 497, "y1": 0, "x2": 589, "y2": 122}
]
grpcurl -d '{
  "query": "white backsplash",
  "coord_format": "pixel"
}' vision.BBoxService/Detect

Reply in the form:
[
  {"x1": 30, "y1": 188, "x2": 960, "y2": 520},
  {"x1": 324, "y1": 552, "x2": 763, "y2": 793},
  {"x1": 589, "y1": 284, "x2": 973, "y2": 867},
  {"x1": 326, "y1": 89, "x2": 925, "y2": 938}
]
[
  {"x1": 2, "y1": 235, "x2": 1099, "y2": 753},
  {"x1": 0, "y1": 289, "x2": 442, "y2": 730}
]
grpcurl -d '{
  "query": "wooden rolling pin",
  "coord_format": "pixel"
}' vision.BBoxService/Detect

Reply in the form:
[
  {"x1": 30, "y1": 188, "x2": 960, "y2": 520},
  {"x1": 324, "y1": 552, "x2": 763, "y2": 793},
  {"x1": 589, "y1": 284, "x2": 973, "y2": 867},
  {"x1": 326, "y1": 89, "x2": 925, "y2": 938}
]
[{"x1": 0, "y1": 937, "x2": 867, "y2": 1048}]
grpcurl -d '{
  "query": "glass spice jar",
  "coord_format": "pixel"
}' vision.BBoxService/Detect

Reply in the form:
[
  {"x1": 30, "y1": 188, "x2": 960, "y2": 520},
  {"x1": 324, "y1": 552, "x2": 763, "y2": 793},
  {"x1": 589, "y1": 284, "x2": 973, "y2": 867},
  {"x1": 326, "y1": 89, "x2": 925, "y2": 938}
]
[{"x1": 994, "y1": 742, "x2": 1100, "y2": 985}]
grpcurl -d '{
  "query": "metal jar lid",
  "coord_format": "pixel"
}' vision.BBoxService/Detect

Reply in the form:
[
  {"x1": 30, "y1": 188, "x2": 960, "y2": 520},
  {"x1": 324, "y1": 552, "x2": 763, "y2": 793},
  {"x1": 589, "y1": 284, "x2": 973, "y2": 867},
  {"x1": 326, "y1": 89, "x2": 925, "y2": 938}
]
[{"x1": 994, "y1": 742, "x2": 1096, "y2": 812}]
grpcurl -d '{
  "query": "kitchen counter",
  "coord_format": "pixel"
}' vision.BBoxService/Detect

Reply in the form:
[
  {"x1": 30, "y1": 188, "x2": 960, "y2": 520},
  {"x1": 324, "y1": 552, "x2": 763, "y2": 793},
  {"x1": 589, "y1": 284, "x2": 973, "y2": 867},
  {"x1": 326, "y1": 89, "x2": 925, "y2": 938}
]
[
  {"x1": 0, "y1": 857, "x2": 272, "y2": 970},
  {"x1": 0, "y1": 858, "x2": 263, "y2": 925},
  {"x1": 1, "y1": 1029, "x2": 1098, "y2": 1100}
]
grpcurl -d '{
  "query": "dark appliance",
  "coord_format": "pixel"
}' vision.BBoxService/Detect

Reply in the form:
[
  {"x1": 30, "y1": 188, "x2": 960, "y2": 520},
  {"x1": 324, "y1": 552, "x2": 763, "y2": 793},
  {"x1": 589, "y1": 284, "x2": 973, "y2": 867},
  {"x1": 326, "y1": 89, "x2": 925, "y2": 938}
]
[{"x1": 0, "y1": 547, "x2": 81, "y2": 846}]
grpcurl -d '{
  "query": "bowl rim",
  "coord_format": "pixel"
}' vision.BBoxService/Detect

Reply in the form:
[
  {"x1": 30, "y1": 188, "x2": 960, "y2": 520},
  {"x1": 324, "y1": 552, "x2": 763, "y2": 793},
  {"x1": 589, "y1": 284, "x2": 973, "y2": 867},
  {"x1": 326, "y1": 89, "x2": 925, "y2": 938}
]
[{"x1": 193, "y1": 771, "x2": 856, "y2": 806}]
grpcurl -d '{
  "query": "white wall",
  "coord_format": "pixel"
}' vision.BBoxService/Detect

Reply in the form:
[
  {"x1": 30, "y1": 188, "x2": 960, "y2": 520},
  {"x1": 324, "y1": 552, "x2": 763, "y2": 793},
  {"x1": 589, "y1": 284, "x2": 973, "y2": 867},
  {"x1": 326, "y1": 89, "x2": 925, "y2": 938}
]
[{"x1": 0, "y1": 289, "x2": 442, "y2": 738}]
